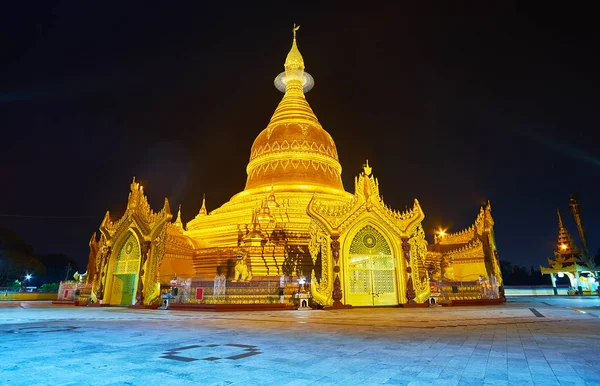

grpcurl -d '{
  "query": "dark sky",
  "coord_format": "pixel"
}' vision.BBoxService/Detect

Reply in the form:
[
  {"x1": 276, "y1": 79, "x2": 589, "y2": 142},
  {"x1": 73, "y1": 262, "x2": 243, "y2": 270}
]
[{"x1": 1, "y1": 2, "x2": 599, "y2": 271}]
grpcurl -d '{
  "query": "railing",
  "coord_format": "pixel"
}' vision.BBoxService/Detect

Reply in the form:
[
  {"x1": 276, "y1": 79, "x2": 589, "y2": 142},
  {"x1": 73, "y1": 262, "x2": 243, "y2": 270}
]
[
  {"x1": 167, "y1": 279, "x2": 298, "y2": 305},
  {"x1": 430, "y1": 280, "x2": 500, "y2": 302}
]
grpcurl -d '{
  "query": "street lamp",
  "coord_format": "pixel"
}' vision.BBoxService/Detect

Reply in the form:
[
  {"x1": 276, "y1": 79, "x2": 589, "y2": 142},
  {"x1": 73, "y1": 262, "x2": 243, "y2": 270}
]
[
  {"x1": 435, "y1": 228, "x2": 447, "y2": 244},
  {"x1": 23, "y1": 274, "x2": 32, "y2": 293}
]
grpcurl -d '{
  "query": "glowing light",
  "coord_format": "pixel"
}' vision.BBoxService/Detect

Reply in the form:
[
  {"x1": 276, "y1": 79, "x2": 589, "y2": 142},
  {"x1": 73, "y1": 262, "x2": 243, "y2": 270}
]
[
  {"x1": 25, "y1": 274, "x2": 32, "y2": 280},
  {"x1": 560, "y1": 244, "x2": 567, "y2": 250},
  {"x1": 437, "y1": 229, "x2": 447, "y2": 237},
  {"x1": 558, "y1": 272, "x2": 565, "y2": 278}
]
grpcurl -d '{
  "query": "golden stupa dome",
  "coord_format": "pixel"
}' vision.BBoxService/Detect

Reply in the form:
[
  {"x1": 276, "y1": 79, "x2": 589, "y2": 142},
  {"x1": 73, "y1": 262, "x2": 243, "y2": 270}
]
[{"x1": 244, "y1": 25, "x2": 345, "y2": 195}]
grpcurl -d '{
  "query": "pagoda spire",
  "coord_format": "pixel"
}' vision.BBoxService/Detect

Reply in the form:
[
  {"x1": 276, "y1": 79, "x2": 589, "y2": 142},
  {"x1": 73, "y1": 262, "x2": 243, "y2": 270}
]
[
  {"x1": 285, "y1": 24, "x2": 304, "y2": 73},
  {"x1": 174, "y1": 205, "x2": 183, "y2": 229},
  {"x1": 199, "y1": 195, "x2": 207, "y2": 216},
  {"x1": 273, "y1": 24, "x2": 315, "y2": 96},
  {"x1": 243, "y1": 26, "x2": 344, "y2": 194},
  {"x1": 556, "y1": 209, "x2": 577, "y2": 254}
]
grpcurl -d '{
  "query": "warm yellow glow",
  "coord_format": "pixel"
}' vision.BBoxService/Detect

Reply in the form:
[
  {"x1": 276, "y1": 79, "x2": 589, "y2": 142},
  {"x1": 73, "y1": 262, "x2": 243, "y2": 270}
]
[
  {"x1": 89, "y1": 27, "x2": 504, "y2": 309},
  {"x1": 244, "y1": 26, "x2": 344, "y2": 194},
  {"x1": 560, "y1": 244, "x2": 567, "y2": 250}
]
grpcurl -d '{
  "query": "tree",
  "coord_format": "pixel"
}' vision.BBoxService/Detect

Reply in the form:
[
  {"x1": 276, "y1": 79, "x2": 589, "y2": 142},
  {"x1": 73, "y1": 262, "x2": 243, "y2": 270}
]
[
  {"x1": 37, "y1": 254, "x2": 81, "y2": 283},
  {"x1": 500, "y1": 260, "x2": 513, "y2": 283},
  {"x1": 0, "y1": 227, "x2": 44, "y2": 286},
  {"x1": 499, "y1": 259, "x2": 550, "y2": 285}
]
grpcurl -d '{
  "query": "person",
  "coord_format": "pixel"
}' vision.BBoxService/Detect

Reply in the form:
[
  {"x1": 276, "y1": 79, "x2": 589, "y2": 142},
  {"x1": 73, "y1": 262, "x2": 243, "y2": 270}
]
[{"x1": 279, "y1": 274, "x2": 286, "y2": 304}]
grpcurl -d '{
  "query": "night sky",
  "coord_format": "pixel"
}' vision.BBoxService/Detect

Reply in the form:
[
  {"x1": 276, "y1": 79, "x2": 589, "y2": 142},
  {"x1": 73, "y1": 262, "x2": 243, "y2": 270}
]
[{"x1": 1, "y1": 3, "x2": 599, "y2": 272}]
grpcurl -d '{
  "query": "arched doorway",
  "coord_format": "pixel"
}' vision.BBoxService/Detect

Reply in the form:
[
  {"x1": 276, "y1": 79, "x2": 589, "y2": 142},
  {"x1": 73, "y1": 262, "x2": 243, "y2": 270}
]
[
  {"x1": 109, "y1": 233, "x2": 141, "y2": 305},
  {"x1": 345, "y1": 225, "x2": 397, "y2": 306}
]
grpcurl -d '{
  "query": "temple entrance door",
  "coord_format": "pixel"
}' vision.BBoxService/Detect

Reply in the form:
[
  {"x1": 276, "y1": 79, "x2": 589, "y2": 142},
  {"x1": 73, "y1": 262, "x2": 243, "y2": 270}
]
[
  {"x1": 348, "y1": 255, "x2": 396, "y2": 306},
  {"x1": 346, "y1": 225, "x2": 397, "y2": 306},
  {"x1": 108, "y1": 233, "x2": 141, "y2": 306},
  {"x1": 110, "y1": 274, "x2": 138, "y2": 305}
]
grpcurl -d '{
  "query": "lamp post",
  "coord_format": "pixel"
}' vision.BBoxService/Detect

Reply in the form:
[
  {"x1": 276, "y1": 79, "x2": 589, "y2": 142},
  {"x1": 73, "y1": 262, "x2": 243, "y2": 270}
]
[{"x1": 23, "y1": 274, "x2": 32, "y2": 292}]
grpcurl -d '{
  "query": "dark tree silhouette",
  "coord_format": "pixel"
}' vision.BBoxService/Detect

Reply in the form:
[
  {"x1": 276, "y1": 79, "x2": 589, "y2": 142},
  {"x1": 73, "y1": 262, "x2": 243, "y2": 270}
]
[{"x1": 0, "y1": 227, "x2": 44, "y2": 286}]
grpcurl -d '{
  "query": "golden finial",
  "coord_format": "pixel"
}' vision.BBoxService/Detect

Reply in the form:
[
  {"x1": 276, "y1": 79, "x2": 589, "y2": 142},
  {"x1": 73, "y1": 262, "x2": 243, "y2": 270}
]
[
  {"x1": 364, "y1": 160, "x2": 372, "y2": 176},
  {"x1": 199, "y1": 194, "x2": 207, "y2": 216},
  {"x1": 284, "y1": 24, "x2": 305, "y2": 73},
  {"x1": 174, "y1": 204, "x2": 183, "y2": 228},
  {"x1": 274, "y1": 25, "x2": 314, "y2": 93},
  {"x1": 130, "y1": 176, "x2": 141, "y2": 191}
]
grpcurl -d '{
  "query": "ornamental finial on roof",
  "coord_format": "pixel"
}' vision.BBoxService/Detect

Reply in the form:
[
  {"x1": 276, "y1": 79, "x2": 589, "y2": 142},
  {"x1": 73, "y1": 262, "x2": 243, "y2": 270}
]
[
  {"x1": 130, "y1": 176, "x2": 141, "y2": 191},
  {"x1": 364, "y1": 160, "x2": 372, "y2": 176},
  {"x1": 284, "y1": 24, "x2": 304, "y2": 73},
  {"x1": 275, "y1": 25, "x2": 314, "y2": 93},
  {"x1": 198, "y1": 194, "x2": 207, "y2": 216},
  {"x1": 174, "y1": 205, "x2": 183, "y2": 228}
]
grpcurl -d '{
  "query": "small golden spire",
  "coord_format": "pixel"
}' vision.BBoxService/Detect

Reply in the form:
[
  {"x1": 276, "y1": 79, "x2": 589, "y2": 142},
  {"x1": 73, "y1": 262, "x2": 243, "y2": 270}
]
[
  {"x1": 130, "y1": 176, "x2": 140, "y2": 191},
  {"x1": 174, "y1": 205, "x2": 183, "y2": 228},
  {"x1": 556, "y1": 209, "x2": 577, "y2": 254},
  {"x1": 274, "y1": 25, "x2": 314, "y2": 94},
  {"x1": 364, "y1": 160, "x2": 372, "y2": 176},
  {"x1": 199, "y1": 194, "x2": 207, "y2": 216}
]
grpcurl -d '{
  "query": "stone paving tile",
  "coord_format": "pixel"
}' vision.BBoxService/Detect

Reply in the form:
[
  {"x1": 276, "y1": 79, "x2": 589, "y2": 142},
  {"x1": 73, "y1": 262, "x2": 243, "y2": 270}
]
[{"x1": 555, "y1": 375, "x2": 588, "y2": 386}]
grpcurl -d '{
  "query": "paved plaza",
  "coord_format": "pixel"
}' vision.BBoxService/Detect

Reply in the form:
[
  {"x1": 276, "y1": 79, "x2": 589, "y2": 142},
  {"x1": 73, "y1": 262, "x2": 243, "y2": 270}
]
[{"x1": 1, "y1": 297, "x2": 599, "y2": 385}]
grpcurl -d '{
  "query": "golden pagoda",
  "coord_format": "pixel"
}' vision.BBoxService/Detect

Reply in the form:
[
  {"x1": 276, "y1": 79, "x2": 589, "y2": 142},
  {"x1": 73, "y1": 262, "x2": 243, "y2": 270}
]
[{"x1": 85, "y1": 27, "x2": 503, "y2": 308}]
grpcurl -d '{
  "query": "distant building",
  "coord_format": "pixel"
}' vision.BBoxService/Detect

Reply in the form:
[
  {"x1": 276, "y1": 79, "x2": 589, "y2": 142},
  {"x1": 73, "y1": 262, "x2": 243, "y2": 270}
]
[{"x1": 540, "y1": 195, "x2": 599, "y2": 294}]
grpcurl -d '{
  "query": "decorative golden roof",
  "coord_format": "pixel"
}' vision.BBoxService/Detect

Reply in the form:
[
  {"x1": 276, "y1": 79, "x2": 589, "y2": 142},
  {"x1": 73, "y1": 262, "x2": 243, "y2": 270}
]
[
  {"x1": 99, "y1": 177, "x2": 172, "y2": 243},
  {"x1": 243, "y1": 26, "x2": 345, "y2": 196},
  {"x1": 556, "y1": 209, "x2": 578, "y2": 254},
  {"x1": 308, "y1": 162, "x2": 425, "y2": 237}
]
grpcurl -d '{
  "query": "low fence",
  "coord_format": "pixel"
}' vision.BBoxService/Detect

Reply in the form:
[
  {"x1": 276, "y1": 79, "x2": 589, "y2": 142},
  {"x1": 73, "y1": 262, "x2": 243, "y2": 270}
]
[
  {"x1": 167, "y1": 279, "x2": 297, "y2": 305},
  {"x1": 430, "y1": 279, "x2": 500, "y2": 303},
  {"x1": 0, "y1": 292, "x2": 57, "y2": 301}
]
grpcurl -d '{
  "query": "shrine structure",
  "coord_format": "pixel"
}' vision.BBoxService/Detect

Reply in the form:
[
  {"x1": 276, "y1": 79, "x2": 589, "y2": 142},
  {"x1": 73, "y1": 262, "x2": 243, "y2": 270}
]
[{"x1": 540, "y1": 195, "x2": 599, "y2": 295}]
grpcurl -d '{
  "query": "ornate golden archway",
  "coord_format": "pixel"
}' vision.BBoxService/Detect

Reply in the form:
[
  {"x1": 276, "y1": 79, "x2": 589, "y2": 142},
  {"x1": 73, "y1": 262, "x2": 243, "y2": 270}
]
[
  {"x1": 345, "y1": 225, "x2": 397, "y2": 306},
  {"x1": 107, "y1": 232, "x2": 141, "y2": 305}
]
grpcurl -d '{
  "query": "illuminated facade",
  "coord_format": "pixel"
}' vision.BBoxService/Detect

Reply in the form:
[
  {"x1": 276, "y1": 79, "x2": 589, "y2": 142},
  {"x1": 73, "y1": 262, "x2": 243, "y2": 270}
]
[{"x1": 86, "y1": 27, "x2": 503, "y2": 307}]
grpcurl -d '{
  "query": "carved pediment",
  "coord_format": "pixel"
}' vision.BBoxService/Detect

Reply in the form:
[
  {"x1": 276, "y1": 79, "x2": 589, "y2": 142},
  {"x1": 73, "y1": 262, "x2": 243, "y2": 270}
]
[
  {"x1": 99, "y1": 178, "x2": 173, "y2": 243},
  {"x1": 307, "y1": 165, "x2": 425, "y2": 237}
]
